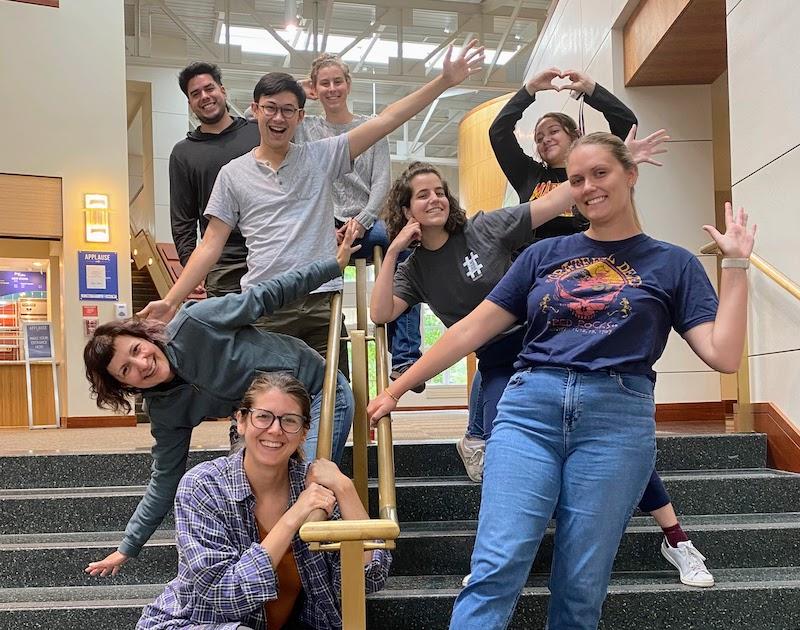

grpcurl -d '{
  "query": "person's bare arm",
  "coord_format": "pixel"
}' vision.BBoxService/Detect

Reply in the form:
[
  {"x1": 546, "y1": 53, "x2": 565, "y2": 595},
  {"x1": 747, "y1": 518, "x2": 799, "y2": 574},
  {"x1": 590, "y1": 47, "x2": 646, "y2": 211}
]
[
  {"x1": 369, "y1": 220, "x2": 419, "y2": 323},
  {"x1": 138, "y1": 217, "x2": 231, "y2": 321},
  {"x1": 347, "y1": 41, "x2": 484, "y2": 160}
]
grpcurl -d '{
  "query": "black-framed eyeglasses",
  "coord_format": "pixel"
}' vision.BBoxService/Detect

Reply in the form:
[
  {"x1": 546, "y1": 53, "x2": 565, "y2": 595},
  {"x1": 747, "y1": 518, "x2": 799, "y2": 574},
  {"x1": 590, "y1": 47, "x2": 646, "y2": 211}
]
[
  {"x1": 258, "y1": 103, "x2": 302, "y2": 119},
  {"x1": 239, "y1": 408, "x2": 307, "y2": 433}
]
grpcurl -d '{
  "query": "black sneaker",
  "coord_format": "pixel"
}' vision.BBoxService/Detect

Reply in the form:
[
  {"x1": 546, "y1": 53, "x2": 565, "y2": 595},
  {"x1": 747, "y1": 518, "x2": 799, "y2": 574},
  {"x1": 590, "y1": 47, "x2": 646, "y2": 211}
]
[{"x1": 390, "y1": 364, "x2": 426, "y2": 394}]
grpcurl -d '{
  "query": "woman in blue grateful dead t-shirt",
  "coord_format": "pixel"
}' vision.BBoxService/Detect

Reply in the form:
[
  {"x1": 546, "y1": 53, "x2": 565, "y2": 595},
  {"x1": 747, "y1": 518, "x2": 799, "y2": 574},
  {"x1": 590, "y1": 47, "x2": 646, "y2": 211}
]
[{"x1": 368, "y1": 132, "x2": 756, "y2": 630}]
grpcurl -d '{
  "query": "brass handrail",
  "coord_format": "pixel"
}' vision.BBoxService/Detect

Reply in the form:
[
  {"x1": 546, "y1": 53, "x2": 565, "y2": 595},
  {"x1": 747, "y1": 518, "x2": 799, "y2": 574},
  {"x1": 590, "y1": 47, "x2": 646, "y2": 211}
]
[
  {"x1": 129, "y1": 226, "x2": 174, "y2": 299},
  {"x1": 300, "y1": 248, "x2": 400, "y2": 629},
  {"x1": 700, "y1": 241, "x2": 800, "y2": 301}
]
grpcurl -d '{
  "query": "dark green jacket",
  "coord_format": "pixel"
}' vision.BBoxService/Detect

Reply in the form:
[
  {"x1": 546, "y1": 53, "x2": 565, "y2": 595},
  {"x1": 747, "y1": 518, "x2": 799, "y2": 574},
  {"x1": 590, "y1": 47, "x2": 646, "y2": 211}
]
[{"x1": 119, "y1": 258, "x2": 341, "y2": 557}]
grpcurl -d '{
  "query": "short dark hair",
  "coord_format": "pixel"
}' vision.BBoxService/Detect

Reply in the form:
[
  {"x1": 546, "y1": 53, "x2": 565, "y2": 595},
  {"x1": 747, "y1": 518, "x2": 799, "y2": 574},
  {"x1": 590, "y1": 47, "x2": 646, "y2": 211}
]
[
  {"x1": 178, "y1": 61, "x2": 223, "y2": 97},
  {"x1": 252, "y1": 72, "x2": 306, "y2": 108},
  {"x1": 83, "y1": 318, "x2": 168, "y2": 413}
]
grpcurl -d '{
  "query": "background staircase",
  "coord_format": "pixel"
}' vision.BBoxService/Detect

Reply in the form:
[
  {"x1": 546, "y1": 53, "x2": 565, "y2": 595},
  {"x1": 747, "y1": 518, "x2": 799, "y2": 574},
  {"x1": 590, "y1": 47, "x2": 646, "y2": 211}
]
[{"x1": 1, "y1": 433, "x2": 800, "y2": 628}]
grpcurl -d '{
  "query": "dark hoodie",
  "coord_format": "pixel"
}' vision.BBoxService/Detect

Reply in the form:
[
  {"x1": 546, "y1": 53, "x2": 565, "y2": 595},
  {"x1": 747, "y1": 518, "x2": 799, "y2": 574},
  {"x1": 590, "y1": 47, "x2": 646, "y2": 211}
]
[{"x1": 168, "y1": 117, "x2": 260, "y2": 267}]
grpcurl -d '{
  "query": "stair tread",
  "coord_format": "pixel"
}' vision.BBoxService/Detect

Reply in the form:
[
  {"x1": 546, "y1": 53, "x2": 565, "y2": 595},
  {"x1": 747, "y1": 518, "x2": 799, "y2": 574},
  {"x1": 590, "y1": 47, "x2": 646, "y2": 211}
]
[
  {"x1": 3, "y1": 512, "x2": 800, "y2": 550},
  {"x1": 4, "y1": 566, "x2": 800, "y2": 610},
  {"x1": 373, "y1": 566, "x2": 800, "y2": 597}
]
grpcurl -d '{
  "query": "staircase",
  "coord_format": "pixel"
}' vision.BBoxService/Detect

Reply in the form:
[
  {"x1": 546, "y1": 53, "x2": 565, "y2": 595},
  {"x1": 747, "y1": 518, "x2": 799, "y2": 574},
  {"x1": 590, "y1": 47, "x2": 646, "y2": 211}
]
[
  {"x1": 2, "y1": 433, "x2": 800, "y2": 628},
  {"x1": 130, "y1": 261, "x2": 160, "y2": 317}
]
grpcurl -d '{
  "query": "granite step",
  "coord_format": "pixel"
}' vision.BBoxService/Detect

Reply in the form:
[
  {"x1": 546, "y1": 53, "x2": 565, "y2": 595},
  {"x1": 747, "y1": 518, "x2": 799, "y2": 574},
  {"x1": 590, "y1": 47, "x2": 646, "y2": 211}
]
[
  {"x1": 1, "y1": 468, "x2": 797, "y2": 535},
  {"x1": 3, "y1": 567, "x2": 800, "y2": 630},
  {"x1": 0, "y1": 433, "x2": 768, "y2": 490},
  {"x1": 368, "y1": 567, "x2": 800, "y2": 630},
  {"x1": 2, "y1": 513, "x2": 799, "y2": 589}
]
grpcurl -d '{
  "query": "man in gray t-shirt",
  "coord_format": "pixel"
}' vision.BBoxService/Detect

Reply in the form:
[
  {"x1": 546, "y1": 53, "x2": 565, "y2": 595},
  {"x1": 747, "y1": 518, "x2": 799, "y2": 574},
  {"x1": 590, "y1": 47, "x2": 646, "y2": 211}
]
[{"x1": 140, "y1": 42, "x2": 485, "y2": 374}]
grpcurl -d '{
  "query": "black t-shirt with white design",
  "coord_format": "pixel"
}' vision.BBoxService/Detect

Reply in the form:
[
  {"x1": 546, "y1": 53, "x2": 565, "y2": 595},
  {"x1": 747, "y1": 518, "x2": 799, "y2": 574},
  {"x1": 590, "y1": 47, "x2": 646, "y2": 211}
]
[{"x1": 393, "y1": 203, "x2": 532, "y2": 328}]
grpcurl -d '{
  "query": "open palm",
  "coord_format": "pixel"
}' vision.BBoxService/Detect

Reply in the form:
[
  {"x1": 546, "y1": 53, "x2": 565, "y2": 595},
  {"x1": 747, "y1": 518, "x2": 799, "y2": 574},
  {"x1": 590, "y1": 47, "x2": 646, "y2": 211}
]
[
  {"x1": 703, "y1": 202, "x2": 756, "y2": 259},
  {"x1": 442, "y1": 39, "x2": 485, "y2": 87}
]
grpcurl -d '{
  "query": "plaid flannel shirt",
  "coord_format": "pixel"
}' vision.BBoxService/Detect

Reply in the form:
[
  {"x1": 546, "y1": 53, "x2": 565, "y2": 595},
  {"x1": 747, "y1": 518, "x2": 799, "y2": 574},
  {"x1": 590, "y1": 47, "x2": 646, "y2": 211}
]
[{"x1": 137, "y1": 450, "x2": 391, "y2": 629}]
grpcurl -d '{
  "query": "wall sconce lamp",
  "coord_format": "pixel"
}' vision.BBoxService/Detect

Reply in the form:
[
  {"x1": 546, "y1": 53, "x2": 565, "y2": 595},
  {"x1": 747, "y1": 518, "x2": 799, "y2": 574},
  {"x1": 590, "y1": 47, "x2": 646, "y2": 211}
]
[{"x1": 83, "y1": 193, "x2": 111, "y2": 243}]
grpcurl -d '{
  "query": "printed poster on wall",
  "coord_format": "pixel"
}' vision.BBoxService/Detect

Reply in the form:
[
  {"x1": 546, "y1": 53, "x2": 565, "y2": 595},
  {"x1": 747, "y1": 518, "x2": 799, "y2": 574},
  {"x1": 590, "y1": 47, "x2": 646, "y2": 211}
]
[
  {"x1": 78, "y1": 251, "x2": 118, "y2": 301},
  {"x1": 24, "y1": 322, "x2": 54, "y2": 360},
  {"x1": 0, "y1": 270, "x2": 46, "y2": 297}
]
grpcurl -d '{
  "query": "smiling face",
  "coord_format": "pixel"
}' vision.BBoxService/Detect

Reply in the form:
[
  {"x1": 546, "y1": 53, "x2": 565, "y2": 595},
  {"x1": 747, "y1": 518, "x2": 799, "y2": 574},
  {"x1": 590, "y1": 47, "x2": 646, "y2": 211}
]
[
  {"x1": 186, "y1": 73, "x2": 228, "y2": 125},
  {"x1": 237, "y1": 388, "x2": 307, "y2": 469},
  {"x1": 534, "y1": 117, "x2": 573, "y2": 167},
  {"x1": 106, "y1": 335, "x2": 173, "y2": 389},
  {"x1": 567, "y1": 143, "x2": 638, "y2": 227},
  {"x1": 252, "y1": 90, "x2": 304, "y2": 152},
  {"x1": 314, "y1": 65, "x2": 351, "y2": 116},
  {"x1": 403, "y1": 172, "x2": 451, "y2": 230}
]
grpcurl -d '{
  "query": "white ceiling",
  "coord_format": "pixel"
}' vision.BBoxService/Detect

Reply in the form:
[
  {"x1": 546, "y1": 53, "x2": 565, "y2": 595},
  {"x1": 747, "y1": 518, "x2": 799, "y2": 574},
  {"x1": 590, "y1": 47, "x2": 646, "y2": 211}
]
[{"x1": 125, "y1": 0, "x2": 553, "y2": 164}]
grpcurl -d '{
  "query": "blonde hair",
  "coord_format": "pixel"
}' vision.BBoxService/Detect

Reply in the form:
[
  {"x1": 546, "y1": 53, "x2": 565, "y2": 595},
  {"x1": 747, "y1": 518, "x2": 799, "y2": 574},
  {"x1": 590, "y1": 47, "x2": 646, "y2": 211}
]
[
  {"x1": 568, "y1": 132, "x2": 642, "y2": 230},
  {"x1": 310, "y1": 53, "x2": 351, "y2": 86}
]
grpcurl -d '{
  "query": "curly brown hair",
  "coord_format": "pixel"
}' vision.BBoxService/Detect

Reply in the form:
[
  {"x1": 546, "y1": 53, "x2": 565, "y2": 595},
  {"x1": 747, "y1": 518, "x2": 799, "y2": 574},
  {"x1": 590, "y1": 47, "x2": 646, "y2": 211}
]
[
  {"x1": 382, "y1": 162, "x2": 467, "y2": 242},
  {"x1": 236, "y1": 372, "x2": 312, "y2": 461},
  {"x1": 83, "y1": 318, "x2": 169, "y2": 414}
]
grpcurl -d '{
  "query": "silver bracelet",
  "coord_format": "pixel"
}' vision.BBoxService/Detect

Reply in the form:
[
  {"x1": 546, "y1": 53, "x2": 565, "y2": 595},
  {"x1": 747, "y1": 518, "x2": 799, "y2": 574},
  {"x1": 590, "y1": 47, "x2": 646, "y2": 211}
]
[{"x1": 721, "y1": 257, "x2": 750, "y2": 269}]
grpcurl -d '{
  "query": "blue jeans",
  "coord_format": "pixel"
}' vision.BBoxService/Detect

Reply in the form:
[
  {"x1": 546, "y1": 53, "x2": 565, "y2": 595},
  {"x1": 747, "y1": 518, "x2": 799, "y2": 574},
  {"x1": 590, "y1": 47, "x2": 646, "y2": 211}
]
[
  {"x1": 466, "y1": 329, "x2": 525, "y2": 440},
  {"x1": 304, "y1": 371, "x2": 354, "y2": 464},
  {"x1": 450, "y1": 367, "x2": 656, "y2": 630},
  {"x1": 350, "y1": 219, "x2": 422, "y2": 371}
]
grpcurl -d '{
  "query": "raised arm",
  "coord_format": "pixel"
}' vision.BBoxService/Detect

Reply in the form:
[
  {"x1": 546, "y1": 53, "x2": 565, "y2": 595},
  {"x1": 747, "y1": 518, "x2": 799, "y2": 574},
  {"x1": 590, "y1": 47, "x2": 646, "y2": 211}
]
[
  {"x1": 683, "y1": 203, "x2": 756, "y2": 372},
  {"x1": 138, "y1": 217, "x2": 230, "y2": 322},
  {"x1": 369, "y1": 220, "x2": 418, "y2": 323},
  {"x1": 367, "y1": 300, "x2": 517, "y2": 425},
  {"x1": 561, "y1": 69, "x2": 637, "y2": 140},
  {"x1": 489, "y1": 68, "x2": 561, "y2": 195},
  {"x1": 347, "y1": 41, "x2": 484, "y2": 160}
]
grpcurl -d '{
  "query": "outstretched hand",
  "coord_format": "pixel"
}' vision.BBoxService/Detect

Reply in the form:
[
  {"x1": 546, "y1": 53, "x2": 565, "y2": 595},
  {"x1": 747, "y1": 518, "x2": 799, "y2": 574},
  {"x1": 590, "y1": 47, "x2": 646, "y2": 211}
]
[
  {"x1": 442, "y1": 39, "x2": 485, "y2": 87},
  {"x1": 703, "y1": 202, "x2": 756, "y2": 260},
  {"x1": 85, "y1": 550, "x2": 129, "y2": 577},
  {"x1": 624, "y1": 124, "x2": 669, "y2": 167},
  {"x1": 138, "y1": 299, "x2": 177, "y2": 322},
  {"x1": 367, "y1": 390, "x2": 397, "y2": 428},
  {"x1": 336, "y1": 221, "x2": 362, "y2": 270},
  {"x1": 299, "y1": 78, "x2": 318, "y2": 101}
]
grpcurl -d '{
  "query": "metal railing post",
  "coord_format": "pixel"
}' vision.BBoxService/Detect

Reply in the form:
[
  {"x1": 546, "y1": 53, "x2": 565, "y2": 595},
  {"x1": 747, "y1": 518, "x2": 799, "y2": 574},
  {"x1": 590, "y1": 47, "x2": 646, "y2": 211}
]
[
  {"x1": 340, "y1": 541, "x2": 367, "y2": 628},
  {"x1": 349, "y1": 328, "x2": 370, "y2": 508}
]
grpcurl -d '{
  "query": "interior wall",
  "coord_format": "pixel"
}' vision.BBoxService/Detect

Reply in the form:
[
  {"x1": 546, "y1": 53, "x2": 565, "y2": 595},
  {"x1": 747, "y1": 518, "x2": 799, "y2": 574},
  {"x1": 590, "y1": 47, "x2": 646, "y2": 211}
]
[
  {"x1": 0, "y1": 0, "x2": 131, "y2": 418},
  {"x1": 515, "y1": 0, "x2": 720, "y2": 403},
  {"x1": 725, "y1": 0, "x2": 800, "y2": 426},
  {"x1": 126, "y1": 65, "x2": 189, "y2": 243}
]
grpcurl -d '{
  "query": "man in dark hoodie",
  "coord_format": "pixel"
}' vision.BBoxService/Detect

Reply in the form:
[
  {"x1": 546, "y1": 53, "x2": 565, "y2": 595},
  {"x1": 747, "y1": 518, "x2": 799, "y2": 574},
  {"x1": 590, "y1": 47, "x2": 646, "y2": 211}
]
[{"x1": 169, "y1": 61, "x2": 260, "y2": 297}]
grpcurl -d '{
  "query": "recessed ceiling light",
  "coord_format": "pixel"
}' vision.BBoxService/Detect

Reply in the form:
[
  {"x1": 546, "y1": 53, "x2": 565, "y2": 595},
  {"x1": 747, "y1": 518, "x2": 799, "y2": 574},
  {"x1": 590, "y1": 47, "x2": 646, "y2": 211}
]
[{"x1": 33, "y1": 262, "x2": 43, "y2": 267}]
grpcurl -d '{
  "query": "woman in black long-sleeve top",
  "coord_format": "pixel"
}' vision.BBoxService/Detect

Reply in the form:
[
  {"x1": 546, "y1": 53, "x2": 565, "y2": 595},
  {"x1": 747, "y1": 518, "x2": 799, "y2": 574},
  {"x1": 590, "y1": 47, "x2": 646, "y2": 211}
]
[
  {"x1": 489, "y1": 68, "x2": 636, "y2": 239},
  {"x1": 488, "y1": 67, "x2": 715, "y2": 589}
]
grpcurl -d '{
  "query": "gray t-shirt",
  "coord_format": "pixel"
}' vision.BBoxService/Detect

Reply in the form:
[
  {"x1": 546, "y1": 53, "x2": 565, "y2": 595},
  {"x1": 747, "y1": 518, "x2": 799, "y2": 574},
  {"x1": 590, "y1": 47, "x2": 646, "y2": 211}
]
[
  {"x1": 393, "y1": 203, "x2": 532, "y2": 327},
  {"x1": 293, "y1": 114, "x2": 390, "y2": 229},
  {"x1": 204, "y1": 135, "x2": 352, "y2": 292}
]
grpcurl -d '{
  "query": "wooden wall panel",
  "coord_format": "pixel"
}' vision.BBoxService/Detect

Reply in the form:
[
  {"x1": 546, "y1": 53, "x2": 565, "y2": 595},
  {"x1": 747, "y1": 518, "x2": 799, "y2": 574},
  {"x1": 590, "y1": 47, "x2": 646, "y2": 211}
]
[
  {"x1": 0, "y1": 174, "x2": 62, "y2": 239},
  {"x1": 458, "y1": 93, "x2": 513, "y2": 217},
  {"x1": 0, "y1": 363, "x2": 56, "y2": 427},
  {"x1": 624, "y1": 0, "x2": 727, "y2": 86}
]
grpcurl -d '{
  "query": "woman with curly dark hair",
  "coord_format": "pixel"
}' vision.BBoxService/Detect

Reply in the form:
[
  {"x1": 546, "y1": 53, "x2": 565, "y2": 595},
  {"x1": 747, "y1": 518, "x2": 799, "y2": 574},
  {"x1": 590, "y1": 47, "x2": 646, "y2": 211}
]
[
  {"x1": 81, "y1": 233, "x2": 359, "y2": 579},
  {"x1": 371, "y1": 127, "x2": 665, "y2": 485}
]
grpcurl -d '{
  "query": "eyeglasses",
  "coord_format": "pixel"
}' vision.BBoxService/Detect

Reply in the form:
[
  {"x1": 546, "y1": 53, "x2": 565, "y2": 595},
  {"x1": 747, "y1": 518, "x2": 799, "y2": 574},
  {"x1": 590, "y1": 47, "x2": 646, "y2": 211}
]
[
  {"x1": 258, "y1": 103, "x2": 302, "y2": 119},
  {"x1": 239, "y1": 408, "x2": 306, "y2": 433}
]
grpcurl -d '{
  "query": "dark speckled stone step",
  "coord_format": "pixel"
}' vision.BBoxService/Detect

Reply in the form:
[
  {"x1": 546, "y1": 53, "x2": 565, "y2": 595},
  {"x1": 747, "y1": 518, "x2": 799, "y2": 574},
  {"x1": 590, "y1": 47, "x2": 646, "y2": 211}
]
[
  {"x1": 2, "y1": 568, "x2": 800, "y2": 630},
  {"x1": 1, "y1": 468, "x2": 798, "y2": 535},
  {"x1": 0, "y1": 433, "x2": 767, "y2": 489},
  {"x1": 2, "y1": 513, "x2": 800, "y2": 589}
]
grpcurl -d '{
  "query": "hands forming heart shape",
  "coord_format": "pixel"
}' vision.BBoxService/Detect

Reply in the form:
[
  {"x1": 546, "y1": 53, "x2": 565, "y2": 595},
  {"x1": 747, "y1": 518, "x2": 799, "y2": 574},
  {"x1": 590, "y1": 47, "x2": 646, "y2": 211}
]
[{"x1": 525, "y1": 67, "x2": 596, "y2": 97}]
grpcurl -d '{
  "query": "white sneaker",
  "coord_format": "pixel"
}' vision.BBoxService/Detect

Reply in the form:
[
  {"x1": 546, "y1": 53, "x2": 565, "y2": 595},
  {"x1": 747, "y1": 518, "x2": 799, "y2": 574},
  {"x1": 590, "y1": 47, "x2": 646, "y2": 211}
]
[
  {"x1": 461, "y1": 573, "x2": 471, "y2": 587},
  {"x1": 660, "y1": 539, "x2": 715, "y2": 587},
  {"x1": 456, "y1": 436, "x2": 485, "y2": 482}
]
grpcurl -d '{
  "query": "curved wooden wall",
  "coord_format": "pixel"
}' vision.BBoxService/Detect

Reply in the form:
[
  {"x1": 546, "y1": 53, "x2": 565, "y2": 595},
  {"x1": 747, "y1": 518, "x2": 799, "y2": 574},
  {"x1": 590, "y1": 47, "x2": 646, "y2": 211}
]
[{"x1": 458, "y1": 93, "x2": 513, "y2": 217}]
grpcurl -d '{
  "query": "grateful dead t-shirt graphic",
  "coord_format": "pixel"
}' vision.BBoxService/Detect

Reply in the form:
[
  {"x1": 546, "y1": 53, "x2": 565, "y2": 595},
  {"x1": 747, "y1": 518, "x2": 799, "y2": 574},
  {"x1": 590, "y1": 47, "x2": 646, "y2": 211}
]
[{"x1": 538, "y1": 255, "x2": 641, "y2": 334}]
